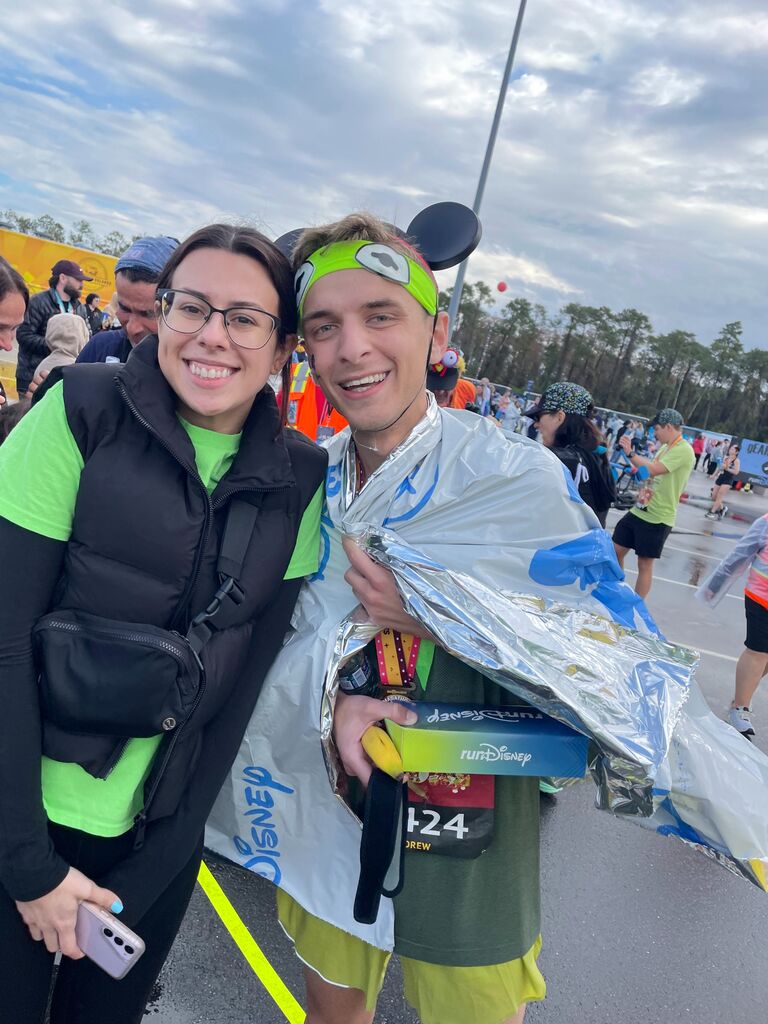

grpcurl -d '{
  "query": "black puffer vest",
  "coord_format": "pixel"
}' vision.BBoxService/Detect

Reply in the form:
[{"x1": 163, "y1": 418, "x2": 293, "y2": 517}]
[{"x1": 44, "y1": 336, "x2": 326, "y2": 827}]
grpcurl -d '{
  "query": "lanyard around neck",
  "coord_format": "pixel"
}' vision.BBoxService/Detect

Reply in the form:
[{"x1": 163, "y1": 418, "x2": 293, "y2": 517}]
[{"x1": 53, "y1": 290, "x2": 74, "y2": 314}]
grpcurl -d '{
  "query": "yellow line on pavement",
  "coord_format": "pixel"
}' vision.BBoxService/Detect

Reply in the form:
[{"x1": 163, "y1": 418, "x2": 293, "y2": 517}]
[{"x1": 197, "y1": 861, "x2": 306, "y2": 1024}]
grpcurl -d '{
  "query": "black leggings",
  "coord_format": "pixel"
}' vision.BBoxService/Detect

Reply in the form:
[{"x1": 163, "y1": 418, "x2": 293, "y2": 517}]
[{"x1": 0, "y1": 822, "x2": 202, "y2": 1024}]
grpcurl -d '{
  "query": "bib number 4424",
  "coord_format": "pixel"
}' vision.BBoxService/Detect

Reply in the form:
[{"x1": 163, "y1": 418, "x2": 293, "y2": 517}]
[{"x1": 407, "y1": 805, "x2": 469, "y2": 841}]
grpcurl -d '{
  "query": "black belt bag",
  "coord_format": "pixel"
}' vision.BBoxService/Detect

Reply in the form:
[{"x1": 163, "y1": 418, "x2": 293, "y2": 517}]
[
  {"x1": 33, "y1": 611, "x2": 204, "y2": 737},
  {"x1": 33, "y1": 499, "x2": 259, "y2": 740}
]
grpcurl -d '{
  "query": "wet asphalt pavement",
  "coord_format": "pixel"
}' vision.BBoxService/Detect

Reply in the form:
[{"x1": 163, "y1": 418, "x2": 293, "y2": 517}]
[{"x1": 146, "y1": 469, "x2": 768, "y2": 1024}]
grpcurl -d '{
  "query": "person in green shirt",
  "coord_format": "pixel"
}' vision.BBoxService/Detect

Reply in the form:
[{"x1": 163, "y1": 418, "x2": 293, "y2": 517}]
[
  {"x1": 272, "y1": 211, "x2": 543, "y2": 1024},
  {"x1": 0, "y1": 224, "x2": 327, "y2": 1023},
  {"x1": 612, "y1": 407, "x2": 695, "y2": 597}
]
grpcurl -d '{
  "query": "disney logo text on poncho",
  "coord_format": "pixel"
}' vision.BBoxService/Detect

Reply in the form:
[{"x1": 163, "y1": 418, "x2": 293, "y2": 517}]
[{"x1": 232, "y1": 766, "x2": 294, "y2": 883}]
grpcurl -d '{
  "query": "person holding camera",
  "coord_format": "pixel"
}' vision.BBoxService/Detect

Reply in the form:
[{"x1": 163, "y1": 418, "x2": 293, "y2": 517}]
[{"x1": 0, "y1": 224, "x2": 326, "y2": 1022}]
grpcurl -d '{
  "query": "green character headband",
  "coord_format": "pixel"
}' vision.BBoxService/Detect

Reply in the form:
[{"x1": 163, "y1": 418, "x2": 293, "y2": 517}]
[
  {"x1": 274, "y1": 201, "x2": 483, "y2": 321},
  {"x1": 295, "y1": 240, "x2": 438, "y2": 320}
]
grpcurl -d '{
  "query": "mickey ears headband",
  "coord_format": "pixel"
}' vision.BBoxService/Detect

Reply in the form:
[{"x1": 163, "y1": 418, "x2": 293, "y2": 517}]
[{"x1": 273, "y1": 201, "x2": 482, "y2": 272}]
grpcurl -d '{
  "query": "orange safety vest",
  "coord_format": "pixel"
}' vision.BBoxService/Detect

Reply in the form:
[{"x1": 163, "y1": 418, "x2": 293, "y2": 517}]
[
  {"x1": 285, "y1": 361, "x2": 347, "y2": 442},
  {"x1": 451, "y1": 377, "x2": 477, "y2": 410}
]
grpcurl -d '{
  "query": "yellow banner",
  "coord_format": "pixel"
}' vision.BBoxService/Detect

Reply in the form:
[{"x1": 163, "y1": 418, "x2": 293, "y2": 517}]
[
  {"x1": 0, "y1": 228, "x2": 117, "y2": 301},
  {"x1": 0, "y1": 229, "x2": 118, "y2": 400}
]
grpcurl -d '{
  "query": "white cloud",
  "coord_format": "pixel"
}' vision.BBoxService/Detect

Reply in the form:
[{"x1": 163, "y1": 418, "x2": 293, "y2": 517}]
[
  {"x1": 670, "y1": 197, "x2": 768, "y2": 228},
  {"x1": 0, "y1": 0, "x2": 764, "y2": 349},
  {"x1": 600, "y1": 213, "x2": 642, "y2": 229},
  {"x1": 677, "y1": 11, "x2": 768, "y2": 54},
  {"x1": 629, "y1": 64, "x2": 705, "y2": 107},
  {"x1": 458, "y1": 247, "x2": 580, "y2": 295}
]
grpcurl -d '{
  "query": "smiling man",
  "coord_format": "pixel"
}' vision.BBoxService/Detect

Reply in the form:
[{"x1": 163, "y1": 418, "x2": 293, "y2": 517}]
[
  {"x1": 271, "y1": 213, "x2": 546, "y2": 1024},
  {"x1": 296, "y1": 227, "x2": 446, "y2": 470}
]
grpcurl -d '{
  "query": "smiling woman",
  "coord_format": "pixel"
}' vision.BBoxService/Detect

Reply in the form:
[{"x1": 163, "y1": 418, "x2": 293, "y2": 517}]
[
  {"x1": 155, "y1": 231, "x2": 294, "y2": 434},
  {"x1": 0, "y1": 224, "x2": 327, "y2": 1022}
]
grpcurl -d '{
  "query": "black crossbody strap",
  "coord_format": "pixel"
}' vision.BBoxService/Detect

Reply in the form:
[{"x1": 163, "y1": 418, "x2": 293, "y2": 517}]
[
  {"x1": 353, "y1": 769, "x2": 407, "y2": 925},
  {"x1": 217, "y1": 498, "x2": 259, "y2": 580},
  {"x1": 186, "y1": 499, "x2": 260, "y2": 655}
]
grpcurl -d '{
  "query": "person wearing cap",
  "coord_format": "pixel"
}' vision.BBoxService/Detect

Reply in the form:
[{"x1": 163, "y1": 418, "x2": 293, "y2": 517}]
[
  {"x1": 612, "y1": 408, "x2": 694, "y2": 597},
  {"x1": 525, "y1": 382, "x2": 616, "y2": 527},
  {"x1": 77, "y1": 236, "x2": 178, "y2": 365},
  {"x1": 15, "y1": 259, "x2": 93, "y2": 395}
]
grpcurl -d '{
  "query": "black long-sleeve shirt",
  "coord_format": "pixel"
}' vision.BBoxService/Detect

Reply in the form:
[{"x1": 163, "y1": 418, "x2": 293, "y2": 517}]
[{"x1": 0, "y1": 518, "x2": 70, "y2": 901}]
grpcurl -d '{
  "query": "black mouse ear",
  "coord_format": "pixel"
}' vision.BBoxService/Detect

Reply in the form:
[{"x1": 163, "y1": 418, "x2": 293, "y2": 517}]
[
  {"x1": 273, "y1": 228, "x2": 305, "y2": 261},
  {"x1": 406, "y1": 202, "x2": 482, "y2": 271}
]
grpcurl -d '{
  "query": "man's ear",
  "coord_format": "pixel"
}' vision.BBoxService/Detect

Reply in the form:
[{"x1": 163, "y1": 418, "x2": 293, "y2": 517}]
[{"x1": 429, "y1": 311, "x2": 450, "y2": 365}]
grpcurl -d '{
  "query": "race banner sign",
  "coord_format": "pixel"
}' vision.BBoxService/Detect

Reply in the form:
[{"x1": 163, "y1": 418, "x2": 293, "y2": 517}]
[{"x1": 735, "y1": 438, "x2": 768, "y2": 487}]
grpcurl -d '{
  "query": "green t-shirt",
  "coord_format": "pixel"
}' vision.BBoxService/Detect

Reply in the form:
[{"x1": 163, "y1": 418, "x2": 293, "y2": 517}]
[
  {"x1": 631, "y1": 437, "x2": 695, "y2": 527},
  {"x1": 0, "y1": 381, "x2": 323, "y2": 837},
  {"x1": 393, "y1": 647, "x2": 541, "y2": 966}
]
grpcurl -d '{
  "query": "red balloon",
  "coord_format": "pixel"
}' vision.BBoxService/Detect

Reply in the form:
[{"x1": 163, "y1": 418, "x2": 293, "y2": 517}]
[{"x1": 497, "y1": 281, "x2": 508, "y2": 292}]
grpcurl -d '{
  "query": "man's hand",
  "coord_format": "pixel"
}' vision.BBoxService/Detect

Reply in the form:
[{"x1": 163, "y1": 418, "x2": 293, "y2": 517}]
[
  {"x1": 342, "y1": 536, "x2": 434, "y2": 638},
  {"x1": 27, "y1": 367, "x2": 50, "y2": 396},
  {"x1": 15, "y1": 867, "x2": 122, "y2": 959},
  {"x1": 333, "y1": 691, "x2": 417, "y2": 786},
  {"x1": 619, "y1": 435, "x2": 632, "y2": 455}
]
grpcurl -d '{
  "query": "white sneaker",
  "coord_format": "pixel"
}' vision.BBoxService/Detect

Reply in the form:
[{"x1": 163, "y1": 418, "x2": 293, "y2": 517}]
[{"x1": 728, "y1": 705, "x2": 755, "y2": 739}]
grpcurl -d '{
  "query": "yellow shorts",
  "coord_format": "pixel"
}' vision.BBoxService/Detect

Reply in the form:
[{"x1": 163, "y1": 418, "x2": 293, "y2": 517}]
[{"x1": 277, "y1": 890, "x2": 546, "y2": 1024}]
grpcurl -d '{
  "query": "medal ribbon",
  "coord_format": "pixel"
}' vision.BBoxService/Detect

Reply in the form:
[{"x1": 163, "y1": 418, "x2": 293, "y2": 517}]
[{"x1": 375, "y1": 628, "x2": 421, "y2": 688}]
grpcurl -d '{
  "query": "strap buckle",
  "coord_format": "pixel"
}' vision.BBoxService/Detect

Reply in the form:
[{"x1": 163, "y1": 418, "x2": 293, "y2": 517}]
[{"x1": 187, "y1": 576, "x2": 245, "y2": 654}]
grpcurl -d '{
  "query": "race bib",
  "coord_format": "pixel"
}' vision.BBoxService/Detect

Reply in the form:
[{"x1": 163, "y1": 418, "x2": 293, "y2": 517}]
[{"x1": 405, "y1": 773, "x2": 494, "y2": 859}]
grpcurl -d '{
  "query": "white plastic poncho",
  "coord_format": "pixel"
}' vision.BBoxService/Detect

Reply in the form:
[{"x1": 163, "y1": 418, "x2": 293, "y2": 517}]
[{"x1": 207, "y1": 399, "x2": 768, "y2": 951}]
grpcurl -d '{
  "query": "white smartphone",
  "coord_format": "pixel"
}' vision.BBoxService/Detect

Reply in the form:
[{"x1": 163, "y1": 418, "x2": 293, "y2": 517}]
[{"x1": 75, "y1": 901, "x2": 146, "y2": 980}]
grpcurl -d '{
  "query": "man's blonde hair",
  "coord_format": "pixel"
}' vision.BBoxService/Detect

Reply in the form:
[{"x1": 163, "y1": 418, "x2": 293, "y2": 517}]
[{"x1": 291, "y1": 212, "x2": 423, "y2": 270}]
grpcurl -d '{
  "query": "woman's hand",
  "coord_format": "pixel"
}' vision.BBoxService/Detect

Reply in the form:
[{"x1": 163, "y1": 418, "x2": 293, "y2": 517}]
[
  {"x1": 342, "y1": 536, "x2": 435, "y2": 640},
  {"x1": 333, "y1": 691, "x2": 417, "y2": 786},
  {"x1": 15, "y1": 866, "x2": 122, "y2": 959}
]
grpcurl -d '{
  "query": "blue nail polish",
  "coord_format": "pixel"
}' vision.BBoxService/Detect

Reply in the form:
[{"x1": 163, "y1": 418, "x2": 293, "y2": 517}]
[{"x1": 111, "y1": 900, "x2": 123, "y2": 914}]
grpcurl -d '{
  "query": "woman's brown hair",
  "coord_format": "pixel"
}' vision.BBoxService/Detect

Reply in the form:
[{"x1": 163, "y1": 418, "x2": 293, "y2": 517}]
[
  {"x1": 0, "y1": 256, "x2": 29, "y2": 310},
  {"x1": 156, "y1": 224, "x2": 296, "y2": 424}
]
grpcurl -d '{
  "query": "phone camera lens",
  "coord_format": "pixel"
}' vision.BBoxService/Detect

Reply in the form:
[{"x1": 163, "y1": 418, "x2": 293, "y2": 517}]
[
  {"x1": 125, "y1": 945, "x2": 134, "y2": 955},
  {"x1": 114, "y1": 936, "x2": 124, "y2": 946},
  {"x1": 103, "y1": 928, "x2": 113, "y2": 938}
]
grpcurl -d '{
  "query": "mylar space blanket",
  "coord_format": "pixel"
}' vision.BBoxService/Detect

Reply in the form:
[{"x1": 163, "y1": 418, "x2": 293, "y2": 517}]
[{"x1": 207, "y1": 399, "x2": 768, "y2": 952}]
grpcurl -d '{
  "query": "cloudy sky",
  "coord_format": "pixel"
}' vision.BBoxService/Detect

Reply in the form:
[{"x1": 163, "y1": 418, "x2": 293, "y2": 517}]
[{"x1": 1, "y1": 0, "x2": 766, "y2": 347}]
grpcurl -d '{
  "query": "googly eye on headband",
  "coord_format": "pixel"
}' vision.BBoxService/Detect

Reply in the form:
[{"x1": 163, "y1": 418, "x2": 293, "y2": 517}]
[{"x1": 294, "y1": 241, "x2": 438, "y2": 318}]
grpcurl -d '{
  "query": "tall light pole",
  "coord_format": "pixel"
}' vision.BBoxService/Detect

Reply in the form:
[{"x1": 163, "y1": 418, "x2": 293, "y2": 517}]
[{"x1": 447, "y1": 0, "x2": 529, "y2": 340}]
